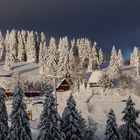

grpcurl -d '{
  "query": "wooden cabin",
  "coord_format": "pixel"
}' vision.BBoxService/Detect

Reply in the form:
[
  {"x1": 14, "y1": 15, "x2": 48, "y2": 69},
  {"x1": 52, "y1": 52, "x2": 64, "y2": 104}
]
[
  {"x1": 88, "y1": 70, "x2": 102, "y2": 87},
  {"x1": 5, "y1": 90, "x2": 41, "y2": 98},
  {"x1": 24, "y1": 91, "x2": 41, "y2": 97},
  {"x1": 56, "y1": 79, "x2": 71, "y2": 92}
]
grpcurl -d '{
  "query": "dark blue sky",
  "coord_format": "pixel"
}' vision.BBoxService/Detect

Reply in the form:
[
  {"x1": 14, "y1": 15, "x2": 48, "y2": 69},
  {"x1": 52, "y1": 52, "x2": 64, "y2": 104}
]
[{"x1": 0, "y1": 0, "x2": 140, "y2": 59}]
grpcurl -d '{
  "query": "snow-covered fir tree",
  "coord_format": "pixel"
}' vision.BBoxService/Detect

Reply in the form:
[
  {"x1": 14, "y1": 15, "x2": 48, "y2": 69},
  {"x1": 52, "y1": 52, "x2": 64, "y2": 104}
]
[
  {"x1": 35, "y1": 31, "x2": 40, "y2": 62},
  {"x1": 0, "y1": 31, "x2": 5, "y2": 60},
  {"x1": 39, "y1": 42, "x2": 48, "y2": 78},
  {"x1": 84, "y1": 117, "x2": 97, "y2": 140},
  {"x1": 105, "y1": 109, "x2": 120, "y2": 140},
  {"x1": 87, "y1": 54, "x2": 93, "y2": 72},
  {"x1": 0, "y1": 88, "x2": 9, "y2": 140},
  {"x1": 68, "y1": 39, "x2": 76, "y2": 72},
  {"x1": 109, "y1": 46, "x2": 120, "y2": 75},
  {"x1": 68, "y1": 39, "x2": 83, "y2": 92},
  {"x1": 45, "y1": 37, "x2": 57, "y2": 76},
  {"x1": 87, "y1": 42, "x2": 99, "y2": 71},
  {"x1": 99, "y1": 74, "x2": 112, "y2": 92},
  {"x1": 92, "y1": 42, "x2": 99, "y2": 68},
  {"x1": 8, "y1": 29, "x2": 18, "y2": 60},
  {"x1": 5, "y1": 30, "x2": 10, "y2": 47},
  {"x1": 7, "y1": 84, "x2": 32, "y2": 140},
  {"x1": 77, "y1": 38, "x2": 91, "y2": 69},
  {"x1": 57, "y1": 37, "x2": 69, "y2": 78},
  {"x1": 130, "y1": 52, "x2": 134, "y2": 66},
  {"x1": 4, "y1": 29, "x2": 18, "y2": 70},
  {"x1": 61, "y1": 94, "x2": 84, "y2": 140},
  {"x1": 119, "y1": 96, "x2": 140, "y2": 140},
  {"x1": 17, "y1": 31, "x2": 26, "y2": 61},
  {"x1": 26, "y1": 31, "x2": 37, "y2": 63},
  {"x1": 130, "y1": 47, "x2": 140, "y2": 67},
  {"x1": 99, "y1": 48, "x2": 104, "y2": 65},
  {"x1": 117, "y1": 49, "x2": 124, "y2": 69},
  {"x1": 4, "y1": 46, "x2": 11, "y2": 70},
  {"x1": 38, "y1": 89, "x2": 65, "y2": 140}
]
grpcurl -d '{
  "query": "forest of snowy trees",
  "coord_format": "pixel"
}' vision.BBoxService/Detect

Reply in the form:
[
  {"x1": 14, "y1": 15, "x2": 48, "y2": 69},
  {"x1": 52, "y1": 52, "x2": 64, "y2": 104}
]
[
  {"x1": 1, "y1": 29, "x2": 140, "y2": 80},
  {"x1": 1, "y1": 29, "x2": 140, "y2": 91}
]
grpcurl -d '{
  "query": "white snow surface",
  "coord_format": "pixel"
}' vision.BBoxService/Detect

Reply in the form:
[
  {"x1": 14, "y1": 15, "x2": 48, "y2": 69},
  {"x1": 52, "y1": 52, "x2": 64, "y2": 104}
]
[{"x1": 1, "y1": 61, "x2": 140, "y2": 139}]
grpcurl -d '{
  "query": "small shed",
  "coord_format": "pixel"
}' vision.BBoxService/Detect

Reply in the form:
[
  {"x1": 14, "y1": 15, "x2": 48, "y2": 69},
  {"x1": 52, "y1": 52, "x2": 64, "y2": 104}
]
[
  {"x1": 56, "y1": 79, "x2": 71, "y2": 92},
  {"x1": 88, "y1": 70, "x2": 102, "y2": 87}
]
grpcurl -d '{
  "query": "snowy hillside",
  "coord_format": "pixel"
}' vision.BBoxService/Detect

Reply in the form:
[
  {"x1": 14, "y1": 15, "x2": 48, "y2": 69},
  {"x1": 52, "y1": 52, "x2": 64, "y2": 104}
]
[{"x1": 1, "y1": 60, "x2": 140, "y2": 139}]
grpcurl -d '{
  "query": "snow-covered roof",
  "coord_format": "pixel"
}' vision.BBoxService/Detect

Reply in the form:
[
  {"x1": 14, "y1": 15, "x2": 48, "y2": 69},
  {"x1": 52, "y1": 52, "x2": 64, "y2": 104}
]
[
  {"x1": 0, "y1": 77, "x2": 12, "y2": 90},
  {"x1": 56, "y1": 78, "x2": 71, "y2": 88},
  {"x1": 88, "y1": 70, "x2": 102, "y2": 83}
]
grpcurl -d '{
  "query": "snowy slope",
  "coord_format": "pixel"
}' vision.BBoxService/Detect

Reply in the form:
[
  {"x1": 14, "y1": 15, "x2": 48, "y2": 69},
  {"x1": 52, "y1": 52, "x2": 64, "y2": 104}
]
[{"x1": 1, "y1": 61, "x2": 140, "y2": 139}]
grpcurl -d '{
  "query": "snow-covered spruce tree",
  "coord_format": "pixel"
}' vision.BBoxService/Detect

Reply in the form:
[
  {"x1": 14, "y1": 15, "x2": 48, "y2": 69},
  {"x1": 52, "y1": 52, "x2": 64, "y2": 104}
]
[
  {"x1": 109, "y1": 46, "x2": 120, "y2": 75},
  {"x1": 68, "y1": 39, "x2": 76, "y2": 72},
  {"x1": 130, "y1": 47, "x2": 139, "y2": 67},
  {"x1": 39, "y1": 39, "x2": 48, "y2": 81},
  {"x1": 0, "y1": 31, "x2": 5, "y2": 60},
  {"x1": 8, "y1": 29, "x2": 18, "y2": 60},
  {"x1": 117, "y1": 49, "x2": 124, "y2": 69},
  {"x1": 35, "y1": 31, "x2": 40, "y2": 63},
  {"x1": 99, "y1": 48, "x2": 104, "y2": 65},
  {"x1": 133, "y1": 47, "x2": 139, "y2": 67},
  {"x1": 0, "y1": 88, "x2": 9, "y2": 140},
  {"x1": 99, "y1": 74, "x2": 112, "y2": 92},
  {"x1": 4, "y1": 46, "x2": 11, "y2": 70},
  {"x1": 5, "y1": 30, "x2": 10, "y2": 47},
  {"x1": 84, "y1": 117, "x2": 97, "y2": 140},
  {"x1": 105, "y1": 109, "x2": 120, "y2": 140},
  {"x1": 57, "y1": 37, "x2": 69, "y2": 78},
  {"x1": 77, "y1": 38, "x2": 91, "y2": 69},
  {"x1": 26, "y1": 31, "x2": 37, "y2": 63},
  {"x1": 119, "y1": 96, "x2": 140, "y2": 140},
  {"x1": 68, "y1": 39, "x2": 84, "y2": 92},
  {"x1": 87, "y1": 54, "x2": 93, "y2": 72},
  {"x1": 130, "y1": 52, "x2": 134, "y2": 66},
  {"x1": 38, "y1": 89, "x2": 65, "y2": 140},
  {"x1": 7, "y1": 84, "x2": 32, "y2": 140},
  {"x1": 17, "y1": 31, "x2": 26, "y2": 61},
  {"x1": 61, "y1": 94, "x2": 84, "y2": 140},
  {"x1": 46, "y1": 37, "x2": 57, "y2": 76},
  {"x1": 40, "y1": 32, "x2": 46, "y2": 45},
  {"x1": 92, "y1": 42, "x2": 99, "y2": 69},
  {"x1": 4, "y1": 29, "x2": 18, "y2": 70}
]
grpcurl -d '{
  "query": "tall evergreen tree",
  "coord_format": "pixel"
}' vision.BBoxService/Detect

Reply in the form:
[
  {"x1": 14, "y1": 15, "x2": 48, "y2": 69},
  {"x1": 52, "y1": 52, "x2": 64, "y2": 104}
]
[
  {"x1": 26, "y1": 31, "x2": 37, "y2": 63},
  {"x1": 92, "y1": 42, "x2": 99, "y2": 69},
  {"x1": 119, "y1": 96, "x2": 140, "y2": 140},
  {"x1": 46, "y1": 37, "x2": 57, "y2": 76},
  {"x1": 99, "y1": 48, "x2": 104, "y2": 65},
  {"x1": 84, "y1": 117, "x2": 97, "y2": 140},
  {"x1": 7, "y1": 84, "x2": 32, "y2": 140},
  {"x1": 109, "y1": 46, "x2": 120, "y2": 75},
  {"x1": 38, "y1": 89, "x2": 65, "y2": 140},
  {"x1": 105, "y1": 109, "x2": 120, "y2": 140},
  {"x1": 130, "y1": 47, "x2": 140, "y2": 67},
  {"x1": 17, "y1": 31, "x2": 26, "y2": 61},
  {"x1": 39, "y1": 40, "x2": 48, "y2": 81},
  {"x1": 117, "y1": 49, "x2": 124, "y2": 69},
  {"x1": 0, "y1": 31, "x2": 5, "y2": 60},
  {"x1": 0, "y1": 88, "x2": 9, "y2": 140},
  {"x1": 61, "y1": 94, "x2": 84, "y2": 140},
  {"x1": 57, "y1": 37, "x2": 69, "y2": 78}
]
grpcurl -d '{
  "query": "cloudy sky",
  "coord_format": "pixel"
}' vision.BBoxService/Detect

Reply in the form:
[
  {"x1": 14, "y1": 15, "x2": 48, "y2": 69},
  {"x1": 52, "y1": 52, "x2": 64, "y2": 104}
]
[{"x1": 0, "y1": 0, "x2": 140, "y2": 58}]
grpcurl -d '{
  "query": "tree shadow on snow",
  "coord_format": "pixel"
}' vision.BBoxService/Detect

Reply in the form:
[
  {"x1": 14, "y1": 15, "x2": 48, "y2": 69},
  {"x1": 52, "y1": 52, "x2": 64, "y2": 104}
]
[
  {"x1": 20, "y1": 66, "x2": 39, "y2": 74},
  {"x1": 11, "y1": 63, "x2": 31, "y2": 70}
]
